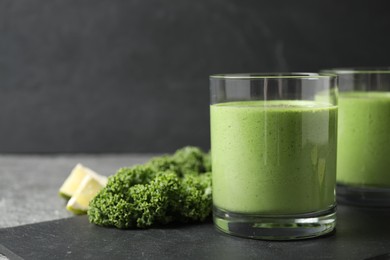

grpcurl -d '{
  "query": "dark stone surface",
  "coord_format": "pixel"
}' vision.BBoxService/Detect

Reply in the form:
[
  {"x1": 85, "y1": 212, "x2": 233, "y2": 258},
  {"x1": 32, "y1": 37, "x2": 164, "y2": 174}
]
[
  {"x1": 1, "y1": 0, "x2": 390, "y2": 153},
  {"x1": 1, "y1": 155, "x2": 390, "y2": 259},
  {"x1": 0, "y1": 154, "x2": 152, "y2": 228},
  {"x1": 1, "y1": 206, "x2": 390, "y2": 259}
]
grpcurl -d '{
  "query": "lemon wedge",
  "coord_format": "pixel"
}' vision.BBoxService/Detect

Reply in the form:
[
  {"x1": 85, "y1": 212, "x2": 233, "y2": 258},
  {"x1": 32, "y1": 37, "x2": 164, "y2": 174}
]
[
  {"x1": 59, "y1": 163, "x2": 106, "y2": 199},
  {"x1": 66, "y1": 174, "x2": 107, "y2": 214}
]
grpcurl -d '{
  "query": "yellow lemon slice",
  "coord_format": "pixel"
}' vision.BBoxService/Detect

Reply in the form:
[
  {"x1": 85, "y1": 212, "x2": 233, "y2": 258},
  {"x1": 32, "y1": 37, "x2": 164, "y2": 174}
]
[
  {"x1": 66, "y1": 174, "x2": 108, "y2": 214},
  {"x1": 59, "y1": 163, "x2": 106, "y2": 199}
]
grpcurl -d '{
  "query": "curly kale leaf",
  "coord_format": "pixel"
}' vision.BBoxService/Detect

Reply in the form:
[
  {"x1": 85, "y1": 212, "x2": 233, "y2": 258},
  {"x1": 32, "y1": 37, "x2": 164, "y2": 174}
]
[
  {"x1": 88, "y1": 146, "x2": 212, "y2": 229},
  {"x1": 175, "y1": 172, "x2": 212, "y2": 222},
  {"x1": 88, "y1": 169, "x2": 180, "y2": 228},
  {"x1": 146, "y1": 146, "x2": 210, "y2": 176}
]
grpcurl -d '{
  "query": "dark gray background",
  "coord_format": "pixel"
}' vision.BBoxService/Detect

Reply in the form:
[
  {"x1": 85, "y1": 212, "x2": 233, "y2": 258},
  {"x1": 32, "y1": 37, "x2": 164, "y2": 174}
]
[{"x1": 1, "y1": 0, "x2": 389, "y2": 153}]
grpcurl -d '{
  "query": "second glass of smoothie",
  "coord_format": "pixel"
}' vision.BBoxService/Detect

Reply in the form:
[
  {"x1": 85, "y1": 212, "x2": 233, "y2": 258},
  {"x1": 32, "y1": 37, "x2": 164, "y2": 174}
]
[
  {"x1": 323, "y1": 68, "x2": 390, "y2": 207},
  {"x1": 210, "y1": 73, "x2": 338, "y2": 240}
]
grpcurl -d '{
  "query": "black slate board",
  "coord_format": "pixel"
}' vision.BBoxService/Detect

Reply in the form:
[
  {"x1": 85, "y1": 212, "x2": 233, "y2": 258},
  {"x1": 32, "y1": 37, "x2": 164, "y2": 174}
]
[{"x1": 1, "y1": 205, "x2": 390, "y2": 260}]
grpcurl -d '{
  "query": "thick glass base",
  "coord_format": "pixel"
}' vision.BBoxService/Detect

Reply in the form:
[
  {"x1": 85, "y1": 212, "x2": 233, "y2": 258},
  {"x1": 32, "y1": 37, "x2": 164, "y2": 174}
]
[
  {"x1": 337, "y1": 184, "x2": 390, "y2": 207},
  {"x1": 213, "y1": 206, "x2": 336, "y2": 240}
]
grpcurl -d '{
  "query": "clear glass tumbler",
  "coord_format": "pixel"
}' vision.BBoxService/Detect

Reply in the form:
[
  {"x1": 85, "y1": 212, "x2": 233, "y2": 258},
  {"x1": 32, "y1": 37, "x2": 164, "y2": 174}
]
[
  {"x1": 323, "y1": 68, "x2": 390, "y2": 207},
  {"x1": 210, "y1": 73, "x2": 338, "y2": 240}
]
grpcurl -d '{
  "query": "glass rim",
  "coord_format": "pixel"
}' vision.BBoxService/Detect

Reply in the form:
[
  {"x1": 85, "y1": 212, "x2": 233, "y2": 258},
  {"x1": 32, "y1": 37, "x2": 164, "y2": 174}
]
[
  {"x1": 210, "y1": 72, "x2": 335, "y2": 79},
  {"x1": 321, "y1": 67, "x2": 390, "y2": 74}
]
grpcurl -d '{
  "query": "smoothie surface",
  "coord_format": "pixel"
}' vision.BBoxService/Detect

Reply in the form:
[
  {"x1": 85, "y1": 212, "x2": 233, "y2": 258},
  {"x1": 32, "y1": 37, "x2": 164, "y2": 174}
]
[
  {"x1": 339, "y1": 91, "x2": 390, "y2": 99},
  {"x1": 213, "y1": 100, "x2": 334, "y2": 109}
]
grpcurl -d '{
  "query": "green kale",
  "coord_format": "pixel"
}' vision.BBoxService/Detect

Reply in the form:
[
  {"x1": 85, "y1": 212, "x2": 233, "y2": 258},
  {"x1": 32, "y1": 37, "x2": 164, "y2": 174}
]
[
  {"x1": 88, "y1": 146, "x2": 212, "y2": 228},
  {"x1": 174, "y1": 172, "x2": 212, "y2": 222},
  {"x1": 147, "y1": 146, "x2": 209, "y2": 176}
]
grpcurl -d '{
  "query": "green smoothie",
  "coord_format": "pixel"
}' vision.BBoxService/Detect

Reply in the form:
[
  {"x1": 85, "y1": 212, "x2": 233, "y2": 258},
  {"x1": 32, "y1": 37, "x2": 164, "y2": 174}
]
[
  {"x1": 210, "y1": 100, "x2": 337, "y2": 214},
  {"x1": 337, "y1": 91, "x2": 390, "y2": 188}
]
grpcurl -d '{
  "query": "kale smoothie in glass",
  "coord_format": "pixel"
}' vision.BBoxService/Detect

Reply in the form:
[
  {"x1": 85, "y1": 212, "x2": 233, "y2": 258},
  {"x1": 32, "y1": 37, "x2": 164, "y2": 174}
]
[
  {"x1": 211, "y1": 100, "x2": 337, "y2": 214},
  {"x1": 337, "y1": 91, "x2": 390, "y2": 188},
  {"x1": 210, "y1": 73, "x2": 338, "y2": 240},
  {"x1": 323, "y1": 68, "x2": 390, "y2": 207}
]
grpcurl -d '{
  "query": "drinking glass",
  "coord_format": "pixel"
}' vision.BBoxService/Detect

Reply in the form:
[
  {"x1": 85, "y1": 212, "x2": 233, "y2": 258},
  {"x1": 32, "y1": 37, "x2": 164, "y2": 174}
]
[
  {"x1": 323, "y1": 68, "x2": 390, "y2": 207},
  {"x1": 210, "y1": 73, "x2": 338, "y2": 240}
]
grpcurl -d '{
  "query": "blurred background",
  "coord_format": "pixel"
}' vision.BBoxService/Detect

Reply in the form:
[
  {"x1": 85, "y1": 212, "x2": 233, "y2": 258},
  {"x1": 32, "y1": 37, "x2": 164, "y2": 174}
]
[{"x1": 1, "y1": 0, "x2": 389, "y2": 153}]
